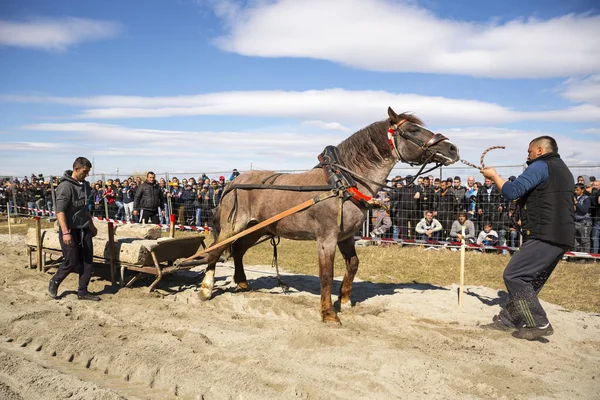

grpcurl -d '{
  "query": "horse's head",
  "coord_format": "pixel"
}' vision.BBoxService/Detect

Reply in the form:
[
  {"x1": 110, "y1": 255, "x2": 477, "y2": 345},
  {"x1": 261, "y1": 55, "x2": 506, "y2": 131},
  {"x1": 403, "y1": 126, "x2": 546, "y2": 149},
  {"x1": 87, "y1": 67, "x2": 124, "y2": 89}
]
[{"x1": 387, "y1": 107, "x2": 459, "y2": 166}]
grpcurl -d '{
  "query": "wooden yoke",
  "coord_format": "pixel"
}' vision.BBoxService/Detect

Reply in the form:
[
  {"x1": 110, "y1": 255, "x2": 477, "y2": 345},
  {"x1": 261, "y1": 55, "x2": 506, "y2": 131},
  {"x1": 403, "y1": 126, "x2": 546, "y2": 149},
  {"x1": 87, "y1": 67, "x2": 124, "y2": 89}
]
[{"x1": 175, "y1": 191, "x2": 338, "y2": 267}]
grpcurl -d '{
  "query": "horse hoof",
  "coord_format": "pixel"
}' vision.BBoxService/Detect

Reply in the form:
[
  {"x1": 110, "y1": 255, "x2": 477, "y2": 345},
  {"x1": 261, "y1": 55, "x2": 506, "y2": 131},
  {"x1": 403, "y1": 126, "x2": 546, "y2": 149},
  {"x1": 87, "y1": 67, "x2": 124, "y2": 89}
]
[
  {"x1": 322, "y1": 312, "x2": 342, "y2": 326},
  {"x1": 198, "y1": 286, "x2": 213, "y2": 301},
  {"x1": 235, "y1": 282, "x2": 251, "y2": 292},
  {"x1": 338, "y1": 297, "x2": 353, "y2": 311}
]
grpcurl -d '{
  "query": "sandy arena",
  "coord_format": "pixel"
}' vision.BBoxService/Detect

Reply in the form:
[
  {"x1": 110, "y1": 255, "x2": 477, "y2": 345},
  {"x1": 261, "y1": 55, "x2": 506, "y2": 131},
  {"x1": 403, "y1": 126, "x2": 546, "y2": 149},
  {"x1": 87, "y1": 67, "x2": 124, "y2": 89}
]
[{"x1": 0, "y1": 233, "x2": 598, "y2": 399}]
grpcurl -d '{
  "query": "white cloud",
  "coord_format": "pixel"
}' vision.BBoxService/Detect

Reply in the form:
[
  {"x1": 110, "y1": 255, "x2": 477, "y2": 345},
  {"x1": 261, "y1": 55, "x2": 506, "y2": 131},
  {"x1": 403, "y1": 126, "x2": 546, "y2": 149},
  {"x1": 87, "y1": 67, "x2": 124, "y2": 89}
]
[
  {"x1": 559, "y1": 75, "x2": 600, "y2": 106},
  {"x1": 579, "y1": 128, "x2": 600, "y2": 135},
  {"x1": 3, "y1": 89, "x2": 599, "y2": 125},
  {"x1": 0, "y1": 17, "x2": 121, "y2": 51},
  {"x1": 301, "y1": 120, "x2": 351, "y2": 132},
  {"x1": 3, "y1": 121, "x2": 597, "y2": 177},
  {"x1": 206, "y1": 0, "x2": 600, "y2": 78}
]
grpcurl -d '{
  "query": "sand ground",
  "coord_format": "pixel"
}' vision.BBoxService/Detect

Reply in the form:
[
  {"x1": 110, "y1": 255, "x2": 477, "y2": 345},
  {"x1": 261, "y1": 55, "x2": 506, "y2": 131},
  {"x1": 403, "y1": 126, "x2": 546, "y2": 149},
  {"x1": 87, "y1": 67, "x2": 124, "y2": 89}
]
[{"x1": 0, "y1": 233, "x2": 598, "y2": 399}]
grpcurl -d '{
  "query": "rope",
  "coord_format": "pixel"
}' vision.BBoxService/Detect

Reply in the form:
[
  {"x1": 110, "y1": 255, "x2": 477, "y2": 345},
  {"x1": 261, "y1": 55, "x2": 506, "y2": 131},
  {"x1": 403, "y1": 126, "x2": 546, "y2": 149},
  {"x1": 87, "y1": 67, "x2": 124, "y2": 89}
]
[{"x1": 460, "y1": 146, "x2": 506, "y2": 171}]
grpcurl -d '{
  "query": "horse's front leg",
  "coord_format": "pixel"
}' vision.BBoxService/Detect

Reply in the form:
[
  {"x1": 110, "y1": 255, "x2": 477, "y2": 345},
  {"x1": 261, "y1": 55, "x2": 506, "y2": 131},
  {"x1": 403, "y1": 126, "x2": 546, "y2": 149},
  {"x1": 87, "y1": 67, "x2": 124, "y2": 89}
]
[
  {"x1": 317, "y1": 236, "x2": 340, "y2": 325},
  {"x1": 337, "y1": 237, "x2": 359, "y2": 309}
]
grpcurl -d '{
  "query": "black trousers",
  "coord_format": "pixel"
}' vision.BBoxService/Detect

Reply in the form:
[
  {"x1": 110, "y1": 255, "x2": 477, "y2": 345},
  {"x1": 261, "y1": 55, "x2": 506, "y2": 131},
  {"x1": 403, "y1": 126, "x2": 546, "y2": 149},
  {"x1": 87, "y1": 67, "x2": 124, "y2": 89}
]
[
  {"x1": 499, "y1": 239, "x2": 568, "y2": 328},
  {"x1": 139, "y1": 209, "x2": 160, "y2": 224},
  {"x1": 52, "y1": 228, "x2": 94, "y2": 296}
]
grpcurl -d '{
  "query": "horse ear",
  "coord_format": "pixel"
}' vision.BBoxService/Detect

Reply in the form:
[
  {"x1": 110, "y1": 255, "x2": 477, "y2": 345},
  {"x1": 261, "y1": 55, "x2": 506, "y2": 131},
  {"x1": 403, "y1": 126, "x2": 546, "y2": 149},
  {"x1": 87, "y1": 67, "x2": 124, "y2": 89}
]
[{"x1": 388, "y1": 107, "x2": 399, "y2": 123}]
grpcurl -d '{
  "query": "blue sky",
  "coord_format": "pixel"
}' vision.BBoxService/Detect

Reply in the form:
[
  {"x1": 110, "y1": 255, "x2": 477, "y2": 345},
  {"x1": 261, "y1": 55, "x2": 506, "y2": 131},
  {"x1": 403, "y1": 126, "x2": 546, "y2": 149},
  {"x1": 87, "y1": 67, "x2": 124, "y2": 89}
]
[{"x1": 1, "y1": 0, "x2": 599, "y2": 178}]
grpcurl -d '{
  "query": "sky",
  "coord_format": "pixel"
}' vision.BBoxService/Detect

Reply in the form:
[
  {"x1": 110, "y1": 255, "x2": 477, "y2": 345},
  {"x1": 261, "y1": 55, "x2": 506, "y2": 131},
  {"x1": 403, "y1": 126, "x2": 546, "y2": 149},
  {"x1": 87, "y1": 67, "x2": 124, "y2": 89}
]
[{"x1": 0, "y1": 0, "x2": 599, "y2": 179}]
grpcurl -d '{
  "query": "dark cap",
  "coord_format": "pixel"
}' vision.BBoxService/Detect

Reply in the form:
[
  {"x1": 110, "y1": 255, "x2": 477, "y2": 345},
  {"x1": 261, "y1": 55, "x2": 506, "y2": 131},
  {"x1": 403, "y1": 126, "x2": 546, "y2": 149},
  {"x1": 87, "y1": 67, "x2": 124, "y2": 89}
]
[{"x1": 508, "y1": 176, "x2": 516, "y2": 182}]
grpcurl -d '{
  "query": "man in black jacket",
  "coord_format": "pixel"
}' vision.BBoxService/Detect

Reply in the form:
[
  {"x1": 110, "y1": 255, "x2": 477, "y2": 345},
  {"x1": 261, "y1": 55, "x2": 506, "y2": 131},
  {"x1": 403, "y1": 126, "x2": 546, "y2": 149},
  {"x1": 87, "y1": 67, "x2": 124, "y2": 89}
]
[
  {"x1": 133, "y1": 172, "x2": 165, "y2": 224},
  {"x1": 48, "y1": 157, "x2": 99, "y2": 301},
  {"x1": 481, "y1": 136, "x2": 574, "y2": 340}
]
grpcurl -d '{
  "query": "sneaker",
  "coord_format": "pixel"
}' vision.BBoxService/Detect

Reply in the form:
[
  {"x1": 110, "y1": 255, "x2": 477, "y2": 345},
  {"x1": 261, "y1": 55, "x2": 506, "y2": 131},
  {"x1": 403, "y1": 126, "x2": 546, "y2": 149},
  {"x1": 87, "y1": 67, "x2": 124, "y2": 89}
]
[
  {"x1": 77, "y1": 293, "x2": 100, "y2": 301},
  {"x1": 480, "y1": 315, "x2": 516, "y2": 332},
  {"x1": 512, "y1": 323, "x2": 554, "y2": 340},
  {"x1": 48, "y1": 279, "x2": 59, "y2": 299}
]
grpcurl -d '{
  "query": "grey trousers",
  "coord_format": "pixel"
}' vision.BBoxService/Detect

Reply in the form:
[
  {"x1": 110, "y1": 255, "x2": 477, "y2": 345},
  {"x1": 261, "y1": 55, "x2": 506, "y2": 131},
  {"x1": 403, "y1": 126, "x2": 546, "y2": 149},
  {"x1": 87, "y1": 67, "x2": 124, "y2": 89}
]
[{"x1": 499, "y1": 239, "x2": 568, "y2": 328}]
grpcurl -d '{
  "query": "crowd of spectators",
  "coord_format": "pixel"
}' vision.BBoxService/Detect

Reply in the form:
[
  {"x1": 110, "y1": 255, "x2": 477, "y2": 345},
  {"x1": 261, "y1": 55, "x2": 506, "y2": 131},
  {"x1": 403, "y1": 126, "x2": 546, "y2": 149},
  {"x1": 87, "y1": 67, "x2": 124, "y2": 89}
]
[
  {"x1": 1, "y1": 169, "x2": 599, "y2": 254},
  {"x1": 371, "y1": 173, "x2": 599, "y2": 253}
]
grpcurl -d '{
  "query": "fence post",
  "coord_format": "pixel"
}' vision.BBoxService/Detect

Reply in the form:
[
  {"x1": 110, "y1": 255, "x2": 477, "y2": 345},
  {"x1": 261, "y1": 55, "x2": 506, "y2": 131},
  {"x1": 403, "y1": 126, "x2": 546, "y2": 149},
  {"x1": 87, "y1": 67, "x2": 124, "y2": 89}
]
[
  {"x1": 7, "y1": 200, "x2": 12, "y2": 242},
  {"x1": 458, "y1": 225, "x2": 466, "y2": 307},
  {"x1": 12, "y1": 187, "x2": 18, "y2": 216},
  {"x1": 50, "y1": 175, "x2": 58, "y2": 219},
  {"x1": 107, "y1": 222, "x2": 116, "y2": 286},
  {"x1": 170, "y1": 214, "x2": 176, "y2": 238},
  {"x1": 35, "y1": 217, "x2": 43, "y2": 272}
]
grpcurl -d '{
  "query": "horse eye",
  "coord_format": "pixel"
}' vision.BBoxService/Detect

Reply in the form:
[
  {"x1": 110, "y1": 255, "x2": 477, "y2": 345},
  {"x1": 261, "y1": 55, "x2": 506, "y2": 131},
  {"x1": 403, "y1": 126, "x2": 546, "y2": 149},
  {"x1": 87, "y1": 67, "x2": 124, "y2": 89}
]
[{"x1": 409, "y1": 126, "x2": 420, "y2": 134}]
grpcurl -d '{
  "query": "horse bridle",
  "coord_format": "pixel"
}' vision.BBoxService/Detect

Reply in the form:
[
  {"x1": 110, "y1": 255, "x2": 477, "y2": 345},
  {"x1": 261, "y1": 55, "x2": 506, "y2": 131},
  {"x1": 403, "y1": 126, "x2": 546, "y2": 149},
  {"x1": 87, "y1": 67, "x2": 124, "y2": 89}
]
[
  {"x1": 386, "y1": 119, "x2": 452, "y2": 186},
  {"x1": 387, "y1": 119, "x2": 449, "y2": 166}
]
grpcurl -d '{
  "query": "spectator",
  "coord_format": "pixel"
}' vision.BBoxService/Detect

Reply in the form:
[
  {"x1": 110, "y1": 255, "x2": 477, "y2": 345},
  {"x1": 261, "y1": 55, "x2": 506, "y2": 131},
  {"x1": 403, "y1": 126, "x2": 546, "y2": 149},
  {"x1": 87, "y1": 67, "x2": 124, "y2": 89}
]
[
  {"x1": 433, "y1": 179, "x2": 456, "y2": 238},
  {"x1": 498, "y1": 207, "x2": 521, "y2": 248},
  {"x1": 205, "y1": 180, "x2": 222, "y2": 227},
  {"x1": 388, "y1": 177, "x2": 403, "y2": 240},
  {"x1": 218, "y1": 175, "x2": 226, "y2": 189},
  {"x1": 370, "y1": 190, "x2": 392, "y2": 238},
  {"x1": 415, "y1": 210, "x2": 442, "y2": 241},
  {"x1": 230, "y1": 169, "x2": 241, "y2": 181},
  {"x1": 450, "y1": 176, "x2": 467, "y2": 212},
  {"x1": 133, "y1": 172, "x2": 165, "y2": 224},
  {"x1": 416, "y1": 176, "x2": 434, "y2": 215},
  {"x1": 466, "y1": 181, "x2": 479, "y2": 224},
  {"x1": 181, "y1": 184, "x2": 196, "y2": 224},
  {"x1": 477, "y1": 178, "x2": 502, "y2": 232},
  {"x1": 120, "y1": 180, "x2": 134, "y2": 222},
  {"x1": 113, "y1": 180, "x2": 125, "y2": 220},
  {"x1": 169, "y1": 178, "x2": 184, "y2": 223},
  {"x1": 398, "y1": 175, "x2": 420, "y2": 238},
  {"x1": 476, "y1": 222, "x2": 499, "y2": 246},
  {"x1": 158, "y1": 178, "x2": 169, "y2": 224},
  {"x1": 574, "y1": 183, "x2": 592, "y2": 252},
  {"x1": 449, "y1": 212, "x2": 476, "y2": 244},
  {"x1": 465, "y1": 176, "x2": 475, "y2": 191}
]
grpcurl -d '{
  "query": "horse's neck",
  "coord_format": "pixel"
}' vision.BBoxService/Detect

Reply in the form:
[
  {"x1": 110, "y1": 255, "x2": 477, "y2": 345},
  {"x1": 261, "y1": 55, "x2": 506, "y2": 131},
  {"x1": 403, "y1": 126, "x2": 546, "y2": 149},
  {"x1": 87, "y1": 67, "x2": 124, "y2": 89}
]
[{"x1": 351, "y1": 158, "x2": 396, "y2": 196}]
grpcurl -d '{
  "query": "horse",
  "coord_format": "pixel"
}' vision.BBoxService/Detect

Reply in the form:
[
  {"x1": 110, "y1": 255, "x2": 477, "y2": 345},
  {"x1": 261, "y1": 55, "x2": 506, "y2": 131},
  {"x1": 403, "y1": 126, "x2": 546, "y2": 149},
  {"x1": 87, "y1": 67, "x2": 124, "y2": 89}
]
[{"x1": 199, "y1": 107, "x2": 460, "y2": 324}]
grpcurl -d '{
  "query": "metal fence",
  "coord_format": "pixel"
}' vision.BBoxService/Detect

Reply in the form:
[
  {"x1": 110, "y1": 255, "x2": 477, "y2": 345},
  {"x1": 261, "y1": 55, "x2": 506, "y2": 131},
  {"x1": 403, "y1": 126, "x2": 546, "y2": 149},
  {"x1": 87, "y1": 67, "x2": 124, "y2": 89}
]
[{"x1": 1, "y1": 165, "x2": 598, "y2": 252}]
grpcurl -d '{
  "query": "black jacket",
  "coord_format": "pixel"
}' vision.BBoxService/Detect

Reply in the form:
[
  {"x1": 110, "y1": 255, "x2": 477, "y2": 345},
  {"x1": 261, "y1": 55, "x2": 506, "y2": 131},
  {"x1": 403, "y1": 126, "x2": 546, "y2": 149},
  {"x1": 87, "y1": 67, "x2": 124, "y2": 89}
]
[
  {"x1": 519, "y1": 153, "x2": 574, "y2": 247},
  {"x1": 134, "y1": 181, "x2": 164, "y2": 212}
]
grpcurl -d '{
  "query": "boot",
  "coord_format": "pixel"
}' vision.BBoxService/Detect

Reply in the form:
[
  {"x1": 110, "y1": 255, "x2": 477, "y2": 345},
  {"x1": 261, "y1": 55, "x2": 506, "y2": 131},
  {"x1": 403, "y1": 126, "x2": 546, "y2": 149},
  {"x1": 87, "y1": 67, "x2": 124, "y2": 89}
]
[{"x1": 48, "y1": 279, "x2": 59, "y2": 299}]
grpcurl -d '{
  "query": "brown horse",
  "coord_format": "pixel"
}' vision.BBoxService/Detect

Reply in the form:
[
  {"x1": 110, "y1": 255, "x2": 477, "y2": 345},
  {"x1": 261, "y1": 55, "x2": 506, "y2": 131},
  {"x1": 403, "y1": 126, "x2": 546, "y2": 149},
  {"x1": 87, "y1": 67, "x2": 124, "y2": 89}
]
[{"x1": 199, "y1": 107, "x2": 460, "y2": 324}]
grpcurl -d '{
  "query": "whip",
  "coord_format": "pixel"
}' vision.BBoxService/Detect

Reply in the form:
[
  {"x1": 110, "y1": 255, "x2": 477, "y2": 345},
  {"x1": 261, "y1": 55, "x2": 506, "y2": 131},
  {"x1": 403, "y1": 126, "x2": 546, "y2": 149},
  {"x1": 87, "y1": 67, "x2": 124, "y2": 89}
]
[{"x1": 460, "y1": 146, "x2": 506, "y2": 170}]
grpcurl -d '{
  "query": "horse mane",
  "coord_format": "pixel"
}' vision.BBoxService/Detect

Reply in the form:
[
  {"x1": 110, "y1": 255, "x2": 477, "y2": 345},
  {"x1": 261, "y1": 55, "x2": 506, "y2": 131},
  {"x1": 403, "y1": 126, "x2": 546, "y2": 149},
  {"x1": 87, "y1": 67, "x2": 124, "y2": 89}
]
[{"x1": 337, "y1": 113, "x2": 424, "y2": 168}]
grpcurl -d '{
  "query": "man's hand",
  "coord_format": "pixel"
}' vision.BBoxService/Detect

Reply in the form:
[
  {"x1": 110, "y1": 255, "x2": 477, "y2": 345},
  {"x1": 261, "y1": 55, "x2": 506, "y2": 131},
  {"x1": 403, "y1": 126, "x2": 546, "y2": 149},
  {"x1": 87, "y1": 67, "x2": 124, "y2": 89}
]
[
  {"x1": 62, "y1": 232, "x2": 72, "y2": 245},
  {"x1": 481, "y1": 167, "x2": 498, "y2": 180},
  {"x1": 457, "y1": 233, "x2": 463, "y2": 241}
]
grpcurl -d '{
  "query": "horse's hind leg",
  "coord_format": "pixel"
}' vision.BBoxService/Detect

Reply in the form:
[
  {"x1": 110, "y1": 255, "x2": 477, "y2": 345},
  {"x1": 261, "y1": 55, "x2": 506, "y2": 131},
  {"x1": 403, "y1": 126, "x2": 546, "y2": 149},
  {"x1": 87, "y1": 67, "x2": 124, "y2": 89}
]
[
  {"x1": 231, "y1": 230, "x2": 263, "y2": 292},
  {"x1": 337, "y1": 237, "x2": 359, "y2": 309}
]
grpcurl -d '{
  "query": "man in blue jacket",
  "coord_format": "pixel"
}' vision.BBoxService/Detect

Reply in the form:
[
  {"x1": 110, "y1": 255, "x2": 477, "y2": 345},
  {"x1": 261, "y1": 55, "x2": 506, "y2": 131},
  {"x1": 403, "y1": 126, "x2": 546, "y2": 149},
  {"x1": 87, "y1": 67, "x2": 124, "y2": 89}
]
[{"x1": 481, "y1": 136, "x2": 574, "y2": 340}]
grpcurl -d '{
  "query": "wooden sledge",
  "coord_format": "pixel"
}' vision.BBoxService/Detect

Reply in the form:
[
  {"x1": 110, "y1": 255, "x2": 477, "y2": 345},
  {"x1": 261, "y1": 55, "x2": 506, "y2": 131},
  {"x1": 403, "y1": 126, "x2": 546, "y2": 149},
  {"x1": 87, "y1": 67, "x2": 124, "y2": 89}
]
[{"x1": 121, "y1": 235, "x2": 206, "y2": 292}]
